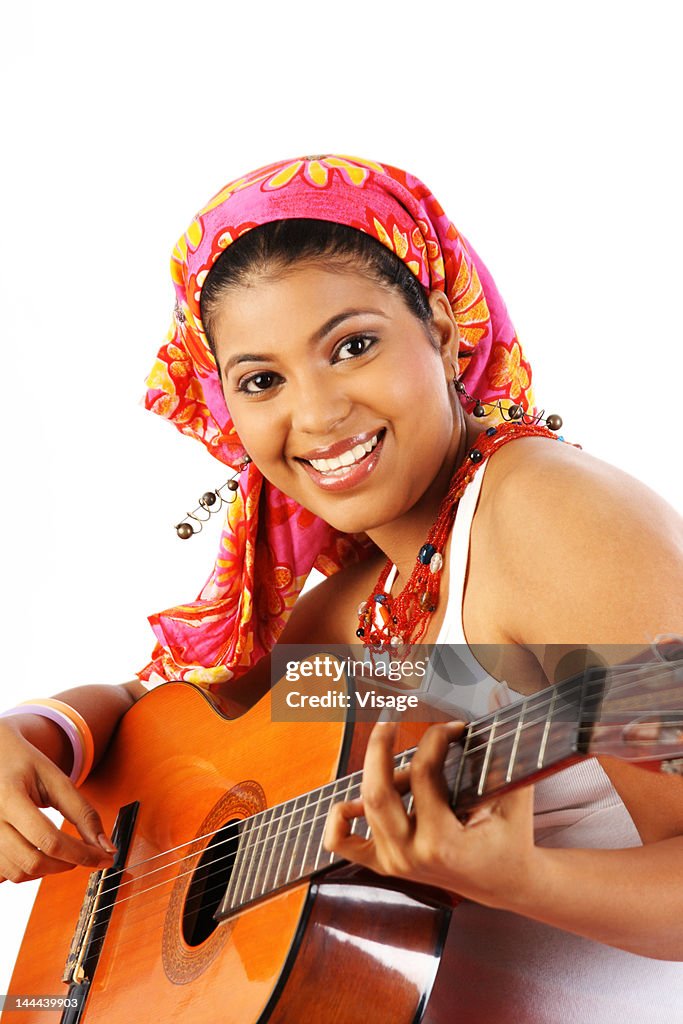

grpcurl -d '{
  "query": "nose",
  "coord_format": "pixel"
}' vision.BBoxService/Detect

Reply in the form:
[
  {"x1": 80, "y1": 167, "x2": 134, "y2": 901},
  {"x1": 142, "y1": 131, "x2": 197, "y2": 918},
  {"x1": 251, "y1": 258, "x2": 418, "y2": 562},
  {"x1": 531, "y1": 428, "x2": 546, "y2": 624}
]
[{"x1": 289, "y1": 371, "x2": 353, "y2": 439}]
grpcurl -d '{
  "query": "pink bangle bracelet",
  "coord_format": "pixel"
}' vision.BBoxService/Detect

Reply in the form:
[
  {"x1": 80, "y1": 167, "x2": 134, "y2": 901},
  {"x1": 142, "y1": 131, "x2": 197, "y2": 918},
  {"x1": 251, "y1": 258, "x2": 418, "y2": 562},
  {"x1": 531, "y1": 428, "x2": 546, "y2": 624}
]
[{"x1": 0, "y1": 704, "x2": 85, "y2": 785}]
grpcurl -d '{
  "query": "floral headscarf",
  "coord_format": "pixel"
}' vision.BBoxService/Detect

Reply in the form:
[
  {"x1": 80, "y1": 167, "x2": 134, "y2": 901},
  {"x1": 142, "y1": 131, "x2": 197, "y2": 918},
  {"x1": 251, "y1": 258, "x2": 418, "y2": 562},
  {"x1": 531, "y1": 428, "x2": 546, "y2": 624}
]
[{"x1": 139, "y1": 154, "x2": 535, "y2": 688}]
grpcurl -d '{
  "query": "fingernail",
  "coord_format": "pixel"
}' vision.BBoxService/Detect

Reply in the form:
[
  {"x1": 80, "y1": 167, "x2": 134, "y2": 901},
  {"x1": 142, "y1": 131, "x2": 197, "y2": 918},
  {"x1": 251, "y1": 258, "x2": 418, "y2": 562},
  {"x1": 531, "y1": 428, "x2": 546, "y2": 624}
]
[{"x1": 98, "y1": 833, "x2": 117, "y2": 854}]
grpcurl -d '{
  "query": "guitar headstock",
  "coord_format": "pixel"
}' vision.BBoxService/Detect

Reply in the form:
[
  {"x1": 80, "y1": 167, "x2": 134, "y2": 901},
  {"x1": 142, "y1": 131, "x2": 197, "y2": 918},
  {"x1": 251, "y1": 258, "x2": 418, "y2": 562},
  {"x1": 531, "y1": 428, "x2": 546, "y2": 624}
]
[{"x1": 582, "y1": 641, "x2": 683, "y2": 768}]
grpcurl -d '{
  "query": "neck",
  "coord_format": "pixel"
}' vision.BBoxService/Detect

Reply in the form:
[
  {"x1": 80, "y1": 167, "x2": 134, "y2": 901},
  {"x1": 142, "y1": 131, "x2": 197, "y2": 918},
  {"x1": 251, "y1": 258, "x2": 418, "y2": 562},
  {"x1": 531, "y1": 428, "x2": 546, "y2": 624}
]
[{"x1": 365, "y1": 409, "x2": 480, "y2": 582}]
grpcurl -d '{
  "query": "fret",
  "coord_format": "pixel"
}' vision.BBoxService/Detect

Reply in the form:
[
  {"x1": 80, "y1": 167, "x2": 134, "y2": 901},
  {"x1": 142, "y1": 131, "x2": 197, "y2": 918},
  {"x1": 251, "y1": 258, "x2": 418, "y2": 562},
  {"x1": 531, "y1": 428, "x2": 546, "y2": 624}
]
[
  {"x1": 298, "y1": 790, "x2": 321, "y2": 879},
  {"x1": 537, "y1": 688, "x2": 557, "y2": 768},
  {"x1": 451, "y1": 722, "x2": 473, "y2": 811},
  {"x1": 228, "y1": 817, "x2": 256, "y2": 910},
  {"x1": 286, "y1": 791, "x2": 311, "y2": 886},
  {"x1": 506, "y1": 698, "x2": 526, "y2": 782},
  {"x1": 314, "y1": 779, "x2": 339, "y2": 871},
  {"x1": 262, "y1": 802, "x2": 288, "y2": 894},
  {"x1": 476, "y1": 712, "x2": 499, "y2": 797},
  {"x1": 271, "y1": 795, "x2": 301, "y2": 890},
  {"x1": 241, "y1": 806, "x2": 270, "y2": 905},
  {"x1": 247, "y1": 806, "x2": 277, "y2": 903},
  {"x1": 576, "y1": 667, "x2": 608, "y2": 753}
]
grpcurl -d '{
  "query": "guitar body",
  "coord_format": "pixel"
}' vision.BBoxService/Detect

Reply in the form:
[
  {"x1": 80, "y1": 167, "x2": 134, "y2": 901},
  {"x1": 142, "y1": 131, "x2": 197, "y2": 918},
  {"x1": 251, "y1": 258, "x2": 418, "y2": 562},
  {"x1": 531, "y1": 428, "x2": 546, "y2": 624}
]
[{"x1": 4, "y1": 683, "x2": 449, "y2": 1023}]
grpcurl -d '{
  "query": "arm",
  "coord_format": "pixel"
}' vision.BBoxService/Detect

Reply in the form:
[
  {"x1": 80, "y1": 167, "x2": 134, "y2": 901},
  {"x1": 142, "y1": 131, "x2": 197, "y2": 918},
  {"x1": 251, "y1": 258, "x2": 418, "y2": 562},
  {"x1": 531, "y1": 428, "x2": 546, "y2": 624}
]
[
  {"x1": 4, "y1": 680, "x2": 147, "y2": 775},
  {"x1": 0, "y1": 679, "x2": 147, "y2": 883},
  {"x1": 326, "y1": 439, "x2": 683, "y2": 959}
]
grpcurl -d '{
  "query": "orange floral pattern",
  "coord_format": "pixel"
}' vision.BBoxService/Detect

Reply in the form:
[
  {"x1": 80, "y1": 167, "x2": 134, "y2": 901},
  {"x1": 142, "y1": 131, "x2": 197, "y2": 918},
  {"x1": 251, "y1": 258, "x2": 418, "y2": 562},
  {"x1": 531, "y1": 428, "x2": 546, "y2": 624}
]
[{"x1": 488, "y1": 340, "x2": 533, "y2": 403}]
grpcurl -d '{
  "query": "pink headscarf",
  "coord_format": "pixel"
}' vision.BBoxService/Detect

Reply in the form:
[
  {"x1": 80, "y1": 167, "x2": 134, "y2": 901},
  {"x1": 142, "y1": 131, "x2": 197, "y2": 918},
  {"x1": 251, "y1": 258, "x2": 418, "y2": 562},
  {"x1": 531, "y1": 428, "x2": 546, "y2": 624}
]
[{"x1": 139, "y1": 154, "x2": 535, "y2": 688}]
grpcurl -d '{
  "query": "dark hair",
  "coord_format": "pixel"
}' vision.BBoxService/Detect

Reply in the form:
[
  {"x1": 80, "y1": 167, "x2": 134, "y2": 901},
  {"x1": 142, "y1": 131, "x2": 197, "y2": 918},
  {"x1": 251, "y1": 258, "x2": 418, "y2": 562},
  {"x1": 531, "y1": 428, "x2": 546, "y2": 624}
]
[{"x1": 199, "y1": 218, "x2": 435, "y2": 367}]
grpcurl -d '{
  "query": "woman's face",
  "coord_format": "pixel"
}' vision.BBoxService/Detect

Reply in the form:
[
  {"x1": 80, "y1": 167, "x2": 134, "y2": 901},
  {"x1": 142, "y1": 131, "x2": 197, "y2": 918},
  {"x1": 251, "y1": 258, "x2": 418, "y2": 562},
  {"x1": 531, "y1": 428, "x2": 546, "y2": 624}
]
[{"x1": 210, "y1": 263, "x2": 461, "y2": 535}]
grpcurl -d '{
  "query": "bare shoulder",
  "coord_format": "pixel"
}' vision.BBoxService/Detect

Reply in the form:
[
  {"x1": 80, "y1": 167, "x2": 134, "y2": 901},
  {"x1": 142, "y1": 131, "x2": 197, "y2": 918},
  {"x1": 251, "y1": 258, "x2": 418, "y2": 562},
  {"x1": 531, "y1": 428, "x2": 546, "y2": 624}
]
[
  {"x1": 473, "y1": 435, "x2": 683, "y2": 645},
  {"x1": 486, "y1": 434, "x2": 683, "y2": 545},
  {"x1": 278, "y1": 548, "x2": 386, "y2": 647}
]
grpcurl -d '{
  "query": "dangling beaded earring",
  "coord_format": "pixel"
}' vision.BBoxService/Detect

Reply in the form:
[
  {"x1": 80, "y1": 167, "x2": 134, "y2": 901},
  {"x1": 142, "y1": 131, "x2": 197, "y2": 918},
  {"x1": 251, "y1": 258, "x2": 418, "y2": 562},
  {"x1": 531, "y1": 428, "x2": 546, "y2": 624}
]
[
  {"x1": 174, "y1": 456, "x2": 252, "y2": 539},
  {"x1": 452, "y1": 376, "x2": 563, "y2": 432}
]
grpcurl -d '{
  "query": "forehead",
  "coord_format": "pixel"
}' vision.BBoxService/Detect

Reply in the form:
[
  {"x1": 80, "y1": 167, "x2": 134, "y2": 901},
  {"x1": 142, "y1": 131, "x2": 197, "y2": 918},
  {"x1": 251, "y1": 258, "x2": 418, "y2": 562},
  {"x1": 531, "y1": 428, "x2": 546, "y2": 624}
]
[{"x1": 209, "y1": 264, "x2": 404, "y2": 350}]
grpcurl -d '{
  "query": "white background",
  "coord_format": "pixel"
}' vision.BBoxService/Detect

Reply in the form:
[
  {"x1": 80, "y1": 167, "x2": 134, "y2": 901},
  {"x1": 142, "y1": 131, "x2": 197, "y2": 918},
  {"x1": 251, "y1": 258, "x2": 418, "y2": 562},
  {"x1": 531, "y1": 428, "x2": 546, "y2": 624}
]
[{"x1": 1, "y1": 0, "x2": 681, "y2": 994}]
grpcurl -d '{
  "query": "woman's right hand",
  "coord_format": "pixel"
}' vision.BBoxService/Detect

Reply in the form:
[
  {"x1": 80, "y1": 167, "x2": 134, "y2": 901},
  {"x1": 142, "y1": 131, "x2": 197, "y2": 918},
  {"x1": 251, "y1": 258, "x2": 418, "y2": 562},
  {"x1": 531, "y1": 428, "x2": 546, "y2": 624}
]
[{"x1": 0, "y1": 722, "x2": 116, "y2": 884}]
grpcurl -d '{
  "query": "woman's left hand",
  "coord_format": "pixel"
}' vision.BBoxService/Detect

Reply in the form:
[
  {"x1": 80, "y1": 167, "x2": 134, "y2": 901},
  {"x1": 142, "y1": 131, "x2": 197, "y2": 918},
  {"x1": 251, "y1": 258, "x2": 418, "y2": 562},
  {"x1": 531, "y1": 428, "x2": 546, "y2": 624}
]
[{"x1": 324, "y1": 720, "x2": 539, "y2": 910}]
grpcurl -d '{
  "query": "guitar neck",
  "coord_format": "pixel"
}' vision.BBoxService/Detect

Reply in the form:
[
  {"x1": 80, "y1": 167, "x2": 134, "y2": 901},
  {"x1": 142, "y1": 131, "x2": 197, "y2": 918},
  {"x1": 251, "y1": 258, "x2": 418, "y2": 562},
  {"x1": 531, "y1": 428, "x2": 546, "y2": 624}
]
[{"x1": 216, "y1": 652, "x2": 683, "y2": 921}]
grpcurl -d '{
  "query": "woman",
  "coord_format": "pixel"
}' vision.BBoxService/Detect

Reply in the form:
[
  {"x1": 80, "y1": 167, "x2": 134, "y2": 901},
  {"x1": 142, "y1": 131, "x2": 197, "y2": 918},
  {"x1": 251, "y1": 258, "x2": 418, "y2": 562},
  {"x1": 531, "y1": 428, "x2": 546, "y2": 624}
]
[{"x1": 1, "y1": 154, "x2": 682, "y2": 1021}]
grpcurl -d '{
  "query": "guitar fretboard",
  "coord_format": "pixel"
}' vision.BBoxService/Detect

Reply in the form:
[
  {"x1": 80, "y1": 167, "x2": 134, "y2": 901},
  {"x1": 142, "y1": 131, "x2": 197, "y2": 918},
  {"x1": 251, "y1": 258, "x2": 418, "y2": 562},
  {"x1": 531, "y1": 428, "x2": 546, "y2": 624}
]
[{"x1": 217, "y1": 668, "x2": 608, "y2": 919}]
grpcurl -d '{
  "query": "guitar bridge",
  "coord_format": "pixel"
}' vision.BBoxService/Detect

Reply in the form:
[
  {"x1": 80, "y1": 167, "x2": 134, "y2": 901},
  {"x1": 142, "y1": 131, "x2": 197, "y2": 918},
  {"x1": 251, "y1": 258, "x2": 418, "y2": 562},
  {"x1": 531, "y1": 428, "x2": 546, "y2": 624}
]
[
  {"x1": 59, "y1": 802, "x2": 139, "y2": 1023},
  {"x1": 61, "y1": 871, "x2": 106, "y2": 984}
]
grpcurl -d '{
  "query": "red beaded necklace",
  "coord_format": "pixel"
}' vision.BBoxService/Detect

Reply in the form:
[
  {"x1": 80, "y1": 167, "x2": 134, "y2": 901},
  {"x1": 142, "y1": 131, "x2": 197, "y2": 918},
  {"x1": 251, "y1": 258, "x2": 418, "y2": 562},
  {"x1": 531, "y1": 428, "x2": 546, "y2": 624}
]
[{"x1": 356, "y1": 421, "x2": 563, "y2": 652}]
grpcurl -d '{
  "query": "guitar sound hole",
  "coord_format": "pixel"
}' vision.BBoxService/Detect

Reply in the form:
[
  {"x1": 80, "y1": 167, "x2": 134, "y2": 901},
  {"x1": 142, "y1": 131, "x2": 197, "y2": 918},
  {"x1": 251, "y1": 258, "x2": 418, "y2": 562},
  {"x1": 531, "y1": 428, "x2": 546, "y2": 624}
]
[{"x1": 182, "y1": 820, "x2": 239, "y2": 947}]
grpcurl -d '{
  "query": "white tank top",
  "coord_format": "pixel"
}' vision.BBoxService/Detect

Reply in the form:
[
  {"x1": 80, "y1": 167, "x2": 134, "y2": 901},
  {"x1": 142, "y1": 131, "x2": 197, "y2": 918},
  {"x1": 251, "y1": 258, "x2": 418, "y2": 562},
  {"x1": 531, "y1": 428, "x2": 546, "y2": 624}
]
[{"x1": 380, "y1": 455, "x2": 683, "y2": 1023}]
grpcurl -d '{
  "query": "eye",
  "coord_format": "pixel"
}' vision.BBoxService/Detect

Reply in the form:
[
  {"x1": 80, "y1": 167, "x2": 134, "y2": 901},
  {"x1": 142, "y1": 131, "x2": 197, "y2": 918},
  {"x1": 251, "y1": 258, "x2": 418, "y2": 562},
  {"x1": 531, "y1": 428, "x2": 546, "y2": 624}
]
[
  {"x1": 334, "y1": 333, "x2": 378, "y2": 361},
  {"x1": 237, "y1": 371, "x2": 282, "y2": 396}
]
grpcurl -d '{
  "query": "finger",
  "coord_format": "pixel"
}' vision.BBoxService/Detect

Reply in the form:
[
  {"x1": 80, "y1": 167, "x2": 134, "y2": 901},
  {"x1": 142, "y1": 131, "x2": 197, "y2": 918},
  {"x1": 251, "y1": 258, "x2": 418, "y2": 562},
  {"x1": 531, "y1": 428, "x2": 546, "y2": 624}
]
[
  {"x1": 0, "y1": 822, "x2": 80, "y2": 883},
  {"x1": 9, "y1": 776, "x2": 115, "y2": 868},
  {"x1": 361, "y1": 723, "x2": 412, "y2": 842},
  {"x1": 409, "y1": 722, "x2": 466, "y2": 828},
  {"x1": 323, "y1": 800, "x2": 380, "y2": 870},
  {"x1": 324, "y1": 797, "x2": 362, "y2": 849},
  {"x1": 4, "y1": 793, "x2": 113, "y2": 870},
  {"x1": 37, "y1": 762, "x2": 117, "y2": 853}
]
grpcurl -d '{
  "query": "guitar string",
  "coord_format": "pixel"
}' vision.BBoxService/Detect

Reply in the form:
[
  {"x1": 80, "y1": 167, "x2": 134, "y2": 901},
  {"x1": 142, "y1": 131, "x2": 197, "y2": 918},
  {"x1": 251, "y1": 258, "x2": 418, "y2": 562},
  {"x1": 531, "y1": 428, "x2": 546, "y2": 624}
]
[
  {"x1": 104, "y1": 657, "x2": 675, "y2": 882},
  {"x1": 70, "y1": 662, "x2": 682, "y2": 930},
  {"x1": 73, "y1": 709, "x2": 678, "y2": 936},
  {"x1": 73, "y1": 663, "x2": 682, "y2": 924},
  {"x1": 77, "y1": 683, "x2": 574, "y2": 905},
  {"x1": 101, "y1": 656, "x2": 662, "y2": 882}
]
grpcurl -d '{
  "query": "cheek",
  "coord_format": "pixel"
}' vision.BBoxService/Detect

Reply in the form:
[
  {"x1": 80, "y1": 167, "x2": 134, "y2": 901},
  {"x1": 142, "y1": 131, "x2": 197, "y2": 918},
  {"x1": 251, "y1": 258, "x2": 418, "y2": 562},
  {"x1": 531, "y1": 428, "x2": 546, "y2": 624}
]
[
  {"x1": 226, "y1": 401, "x2": 284, "y2": 467},
  {"x1": 380, "y1": 351, "x2": 452, "y2": 428}
]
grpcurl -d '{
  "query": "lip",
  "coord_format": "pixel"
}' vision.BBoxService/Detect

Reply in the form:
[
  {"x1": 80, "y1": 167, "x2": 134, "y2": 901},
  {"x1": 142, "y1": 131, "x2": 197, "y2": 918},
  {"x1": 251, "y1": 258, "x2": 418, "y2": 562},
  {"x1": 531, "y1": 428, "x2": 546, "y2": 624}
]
[
  {"x1": 298, "y1": 429, "x2": 386, "y2": 492},
  {"x1": 296, "y1": 428, "x2": 384, "y2": 461}
]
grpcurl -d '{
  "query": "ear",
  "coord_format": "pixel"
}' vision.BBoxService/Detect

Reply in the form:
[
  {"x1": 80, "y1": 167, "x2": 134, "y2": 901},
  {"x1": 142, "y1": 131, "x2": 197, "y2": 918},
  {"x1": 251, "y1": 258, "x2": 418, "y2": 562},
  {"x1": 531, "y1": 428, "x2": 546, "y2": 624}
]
[{"x1": 427, "y1": 289, "x2": 461, "y2": 382}]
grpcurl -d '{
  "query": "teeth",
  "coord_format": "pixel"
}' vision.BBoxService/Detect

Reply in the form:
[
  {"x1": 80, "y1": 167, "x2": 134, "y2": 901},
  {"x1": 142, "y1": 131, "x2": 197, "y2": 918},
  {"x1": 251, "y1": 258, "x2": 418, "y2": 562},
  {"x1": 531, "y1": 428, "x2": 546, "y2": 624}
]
[{"x1": 308, "y1": 432, "x2": 381, "y2": 473}]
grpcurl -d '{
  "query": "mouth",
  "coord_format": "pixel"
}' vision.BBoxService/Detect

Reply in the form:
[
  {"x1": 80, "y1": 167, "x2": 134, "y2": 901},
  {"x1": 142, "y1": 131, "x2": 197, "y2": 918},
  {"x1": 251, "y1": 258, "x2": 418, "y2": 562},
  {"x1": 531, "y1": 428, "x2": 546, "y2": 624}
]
[{"x1": 295, "y1": 428, "x2": 387, "y2": 491}]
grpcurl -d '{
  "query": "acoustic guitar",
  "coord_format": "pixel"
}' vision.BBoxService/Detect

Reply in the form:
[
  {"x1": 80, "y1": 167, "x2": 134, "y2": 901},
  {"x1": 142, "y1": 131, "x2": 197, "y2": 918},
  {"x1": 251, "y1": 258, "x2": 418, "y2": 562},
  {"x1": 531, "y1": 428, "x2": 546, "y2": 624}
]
[{"x1": 3, "y1": 647, "x2": 682, "y2": 1023}]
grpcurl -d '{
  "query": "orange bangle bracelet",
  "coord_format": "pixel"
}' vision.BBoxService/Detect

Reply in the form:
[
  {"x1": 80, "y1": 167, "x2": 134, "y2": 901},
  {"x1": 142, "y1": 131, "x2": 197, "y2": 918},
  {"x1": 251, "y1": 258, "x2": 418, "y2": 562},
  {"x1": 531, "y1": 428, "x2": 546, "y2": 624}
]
[{"x1": 18, "y1": 698, "x2": 95, "y2": 787}]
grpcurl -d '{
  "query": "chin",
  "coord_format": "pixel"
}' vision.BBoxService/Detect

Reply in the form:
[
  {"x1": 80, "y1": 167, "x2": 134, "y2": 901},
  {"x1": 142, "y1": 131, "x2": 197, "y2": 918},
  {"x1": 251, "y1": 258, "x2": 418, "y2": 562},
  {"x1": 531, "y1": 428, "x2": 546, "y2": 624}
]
[{"x1": 309, "y1": 501, "x2": 401, "y2": 537}]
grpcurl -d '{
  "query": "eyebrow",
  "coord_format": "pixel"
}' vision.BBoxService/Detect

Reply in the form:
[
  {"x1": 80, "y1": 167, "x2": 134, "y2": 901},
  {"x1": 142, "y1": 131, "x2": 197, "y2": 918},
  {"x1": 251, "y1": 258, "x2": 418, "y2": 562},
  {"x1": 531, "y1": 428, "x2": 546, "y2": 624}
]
[{"x1": 222, "y1": 307, "x2": 389, "y2": 375}]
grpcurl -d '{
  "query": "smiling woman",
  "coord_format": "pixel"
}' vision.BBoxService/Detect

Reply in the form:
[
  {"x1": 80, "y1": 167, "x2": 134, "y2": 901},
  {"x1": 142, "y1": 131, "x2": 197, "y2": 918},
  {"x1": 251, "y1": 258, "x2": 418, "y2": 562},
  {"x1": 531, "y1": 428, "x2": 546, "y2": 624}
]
[
  {"x1": 197, "y1": 216, "x2": 463, "y2": 542},
  {"x1": 2, "y1": 155, "x2": 683, "y2": 1024}
]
